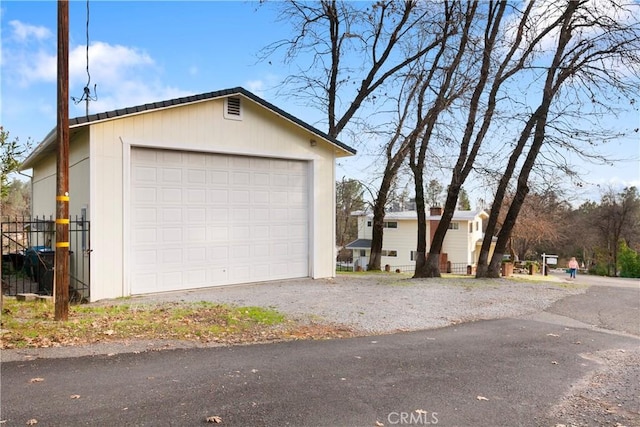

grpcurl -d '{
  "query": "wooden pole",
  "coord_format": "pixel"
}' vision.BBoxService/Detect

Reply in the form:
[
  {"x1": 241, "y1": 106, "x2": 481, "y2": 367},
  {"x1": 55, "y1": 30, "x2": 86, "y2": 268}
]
[{"x1": 55, "y1": 0, "x2": 70, "y2": 321}]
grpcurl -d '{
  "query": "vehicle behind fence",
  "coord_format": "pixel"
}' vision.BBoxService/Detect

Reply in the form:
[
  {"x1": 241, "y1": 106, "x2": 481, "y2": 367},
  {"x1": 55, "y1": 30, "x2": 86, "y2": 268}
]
[{"x1": 1, "y1": 216, "x2": 90, "y2": 303}]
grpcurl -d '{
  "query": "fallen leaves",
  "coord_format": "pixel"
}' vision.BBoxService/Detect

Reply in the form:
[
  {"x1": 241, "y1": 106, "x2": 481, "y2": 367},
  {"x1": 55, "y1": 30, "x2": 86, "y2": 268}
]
[
  {"x1": 70, "y1": 395, "x2": 81, "y2": 399},
  {"x1": 26, "y1": 420, "x2": 38, "y2": 425},
  {"x1": 206, "y1": 415, "x2": 222, "y2": 423},
  {"x1": 29, "y1": 378, "x2": 44, "y2": 383},
  {"x1": 1, "y1": 299, "x2": 355, "y2": 349},
  {"x1": 476, "y1": 395, "x2": 489, "y2": 401}
]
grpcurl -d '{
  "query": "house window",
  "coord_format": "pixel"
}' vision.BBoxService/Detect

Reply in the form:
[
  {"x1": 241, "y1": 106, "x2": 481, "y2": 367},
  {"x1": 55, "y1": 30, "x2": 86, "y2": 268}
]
[
  {"x1": 469, "y1": 223, "x2": 473, "y2": 233},
  {"x1": 448, "y1": 222, "x2": 459, "y2": 230},
  {"x1": 367, "y1": 221, "x2": 397, "y2": 228},
  {"x1": 381, "y1": 250, "x2": 397, "y2": 257},
  {"x1": 476, "y1": 221, "x2": 479, "y2": 231},
  {"x1": 359, "y1": 250, "x2": 366, "y2": 256},
  {"x1": 224, "y1": 96, "x2": 243, "y2": 121},
  {"x1": 411, "y1": 251, "x2": 418, "y2": 261}
]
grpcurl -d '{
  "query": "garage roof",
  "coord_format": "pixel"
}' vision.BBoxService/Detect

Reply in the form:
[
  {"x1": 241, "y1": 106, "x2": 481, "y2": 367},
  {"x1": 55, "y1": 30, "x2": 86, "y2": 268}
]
[{"x1": 22, "y1": 87, "x2": 356, "y2": 170}]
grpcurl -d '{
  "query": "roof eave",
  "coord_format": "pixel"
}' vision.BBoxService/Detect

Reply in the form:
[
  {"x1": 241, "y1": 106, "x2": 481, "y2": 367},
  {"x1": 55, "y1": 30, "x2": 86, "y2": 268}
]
[
  {"x1": 21, "y1": 87, "x2": 356, "y2": 168},
  {"x1": 20, "y1": 127, "x2": 57, "y2": 170}
]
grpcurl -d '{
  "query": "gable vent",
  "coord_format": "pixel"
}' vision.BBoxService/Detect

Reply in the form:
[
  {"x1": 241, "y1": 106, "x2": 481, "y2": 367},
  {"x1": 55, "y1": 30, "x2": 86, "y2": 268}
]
[{"x1": 224, "y1": 96, "x2": 242, "y2": 120}]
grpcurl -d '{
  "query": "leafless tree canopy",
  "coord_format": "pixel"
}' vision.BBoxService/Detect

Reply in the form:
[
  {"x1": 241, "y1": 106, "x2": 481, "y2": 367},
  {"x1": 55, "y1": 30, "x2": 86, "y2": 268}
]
[{"x1": 260, "y1": 0, "x2": 640, "y2": 277}]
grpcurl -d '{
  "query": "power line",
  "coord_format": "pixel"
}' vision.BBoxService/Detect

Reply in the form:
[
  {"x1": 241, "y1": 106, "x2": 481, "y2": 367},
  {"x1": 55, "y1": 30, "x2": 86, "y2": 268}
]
[{"x1": 71, "y1": 0, "x2": 97, "y2": 116}]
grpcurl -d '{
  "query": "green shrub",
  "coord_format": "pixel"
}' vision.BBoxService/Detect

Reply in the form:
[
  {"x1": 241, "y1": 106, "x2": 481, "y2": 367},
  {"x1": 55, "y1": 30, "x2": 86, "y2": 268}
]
[{"x1": 618, "y1": 241, "x2": 640, "y2": 278}]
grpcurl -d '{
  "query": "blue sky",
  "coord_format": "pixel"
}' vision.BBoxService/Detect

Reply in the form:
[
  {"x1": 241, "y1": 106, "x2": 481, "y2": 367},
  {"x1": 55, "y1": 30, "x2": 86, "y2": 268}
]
[{"x1": 1, "y1": 1, "x2": 639, "y2": 206}]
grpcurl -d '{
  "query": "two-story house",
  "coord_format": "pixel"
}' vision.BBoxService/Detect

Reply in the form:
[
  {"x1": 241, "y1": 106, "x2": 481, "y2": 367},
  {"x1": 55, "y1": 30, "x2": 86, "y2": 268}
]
[{"x1": 345, "y1": 207, "x2": 492, "y2": 272}]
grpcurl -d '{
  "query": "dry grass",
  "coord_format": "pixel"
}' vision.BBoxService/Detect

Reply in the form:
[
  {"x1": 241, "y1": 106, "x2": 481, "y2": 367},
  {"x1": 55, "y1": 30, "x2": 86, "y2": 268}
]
[{"x1": 0, "y1": 298, "x2": 354, "y2": 349}]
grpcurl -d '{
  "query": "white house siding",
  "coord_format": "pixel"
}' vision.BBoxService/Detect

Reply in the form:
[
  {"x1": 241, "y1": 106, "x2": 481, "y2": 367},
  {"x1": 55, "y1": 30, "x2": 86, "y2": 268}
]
[
  {"x1": 28, "y1": 129, "x2": 91, "y2": 298},
  {"x1": 441, "y1": 221, "x2": 472, "y2": 265},
  {"x1": 350, "y1": 211, "x2": 489, "y2": 270},
  {"x1": 86, "y1": 95, "x2": 337, "y2": 300},
  {"x1": 377, "y1": 219, "x2": 416, "y2": 265},
  {"x1": 31, "y1": 129, "x2": 90, "y2": 220},
  {"x1": 356, "y1": 215, "x2": 372, "y2": 240}
]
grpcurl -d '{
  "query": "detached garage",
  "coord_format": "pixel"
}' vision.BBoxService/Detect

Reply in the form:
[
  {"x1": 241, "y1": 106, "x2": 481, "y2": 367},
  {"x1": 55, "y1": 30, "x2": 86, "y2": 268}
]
[{"x1": 22, "y1": 87, "x2": 355, "y2": 301}]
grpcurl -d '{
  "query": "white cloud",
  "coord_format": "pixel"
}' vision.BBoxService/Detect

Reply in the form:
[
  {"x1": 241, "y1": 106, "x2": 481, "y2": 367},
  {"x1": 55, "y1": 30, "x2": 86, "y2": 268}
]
[
  {"x1": 71, "y1": 79, "x2": 194, "y2": 117},
  {"x1": 66, "y1": 42, "x2": 193, "y2": 115},
  {"x1": 70, "y1": 41, "x2": 155, "y2": 87},
  {"x1": 16, "y1": 50, "x2": 57, "y2": 84},
  {"x1": 244, "y1": 74, "x2": 281, "y2": 97},
  {"x1": 245, "y1": 79, "x2": 265, "y2": 96},
  {"x1": 9, "y1": 20, "x2": 52, "y2": 42}
]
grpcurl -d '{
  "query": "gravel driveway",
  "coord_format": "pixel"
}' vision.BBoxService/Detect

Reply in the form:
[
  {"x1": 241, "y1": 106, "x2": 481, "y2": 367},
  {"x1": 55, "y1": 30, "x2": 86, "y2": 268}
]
[
  {"x1": 3, "y1": 274, "x2": 586, "y2": 362},
  {"x1": 108, "y1": 273, "x2": 586, "y2": 334}
]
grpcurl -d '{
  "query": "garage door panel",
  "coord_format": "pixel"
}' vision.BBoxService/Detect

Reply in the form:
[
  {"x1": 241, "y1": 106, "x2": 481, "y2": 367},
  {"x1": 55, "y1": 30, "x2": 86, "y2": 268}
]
[
  {"x1": 160, "y1": 248, "x2": 182, "y2": 264},
  {"x1": 252, "y1": 172, "x2": 270, "y2": 186},
  {"x1": 161, "y1": 151, "x2": 183, "y2": 164},
  {"x1": 187, "y1": 208, "x2": 206, "y2": 222},
  {"x1": 161, "y1": 168, "x2": 182, "y2": 183},
  {"x1": 251, "y1": 190, "x2": 269, "y2": 204},
  {"x1": 134, "y1": 187, "x2": 157, "y2": 203},
  {"x1": 134, "y1": 207, "x2": 157, "y2": 223},
  {"x1": 130, "y1": 148, "x2": 309, "y2": 294},
  {"x1": 160, "y1": 188, "x2": 182, "y2": 204},
  {"x1": 133, "y1": 228, "x2": 158, "y2": 245},
  {"x1": 209, "y1": 171, "x2": 229, "y2": 185},
  {"x1": 230, "y1": 208, "x2": 250, "y2": 221},
  {"x1": 187, "y1": 169, "x2": 206, "y2": 184},
  {"x1": 161, "y1": 207, "x2": 182, "y2": 222},
  {"x1": 187, "y1": 188, "x2": 206, "y2": 203}
]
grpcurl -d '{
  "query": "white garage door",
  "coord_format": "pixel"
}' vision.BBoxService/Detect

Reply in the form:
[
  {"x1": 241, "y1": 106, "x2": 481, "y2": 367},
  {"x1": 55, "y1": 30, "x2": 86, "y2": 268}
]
[{"x1": 129, "y1": 148, "x2": 309, "y2": 294}]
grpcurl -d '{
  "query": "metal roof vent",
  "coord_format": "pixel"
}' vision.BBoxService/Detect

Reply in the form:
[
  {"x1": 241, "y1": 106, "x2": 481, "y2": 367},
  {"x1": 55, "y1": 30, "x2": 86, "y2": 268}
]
[{"x1": 224, "y1": 96, "x2": 242, "y2": 120}]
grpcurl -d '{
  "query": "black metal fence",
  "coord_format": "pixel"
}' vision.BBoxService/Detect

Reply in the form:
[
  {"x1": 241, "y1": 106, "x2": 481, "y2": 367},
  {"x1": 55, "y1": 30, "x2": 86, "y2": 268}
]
[
  {"x1": 337, "y1": 258, "x2": 472, "y2": 275},
  {"x1": 1, "y1": 216, "x2": 90, "y2": 303}
]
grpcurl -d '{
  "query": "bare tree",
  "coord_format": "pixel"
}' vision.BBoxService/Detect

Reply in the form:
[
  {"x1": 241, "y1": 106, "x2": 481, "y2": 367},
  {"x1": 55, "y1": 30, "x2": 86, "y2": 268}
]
[
  {"x1": 409, "y1": 0, "x2": 480, "y2": 276},
  {"x1": 478, "y1": 0, "x2": 640, "y2": 277},
  {"x1": 502, "y1": 189, "x2": 570, "y2": 260},
  {"x1": 417, "y1": 0, "x2": 573, "y2": 277},
  {"x1": 261, "y1": 0, "x2": 450, "y2": 138},
  {"x1": 260, "y1": 1, "x2": 456, "y2": 271},
  {"x1": 593, "y1": 186, "x2": 640, "y2": 275},
  {"x1": 425, "y1": 180, "x2": 444, "y2": 208},
  {"x1": 336, "y1": 178, "x2": 365, "y2": 248}
]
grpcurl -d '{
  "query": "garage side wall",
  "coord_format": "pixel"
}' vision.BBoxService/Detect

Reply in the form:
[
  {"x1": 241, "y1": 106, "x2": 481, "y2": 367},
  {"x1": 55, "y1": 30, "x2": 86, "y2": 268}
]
[
  {"x1": 30, "y1": 129, "x2": 90, "y2": 220},
  {"x1": 90, "y1": 97, "x2": 337, "y2": 299}
]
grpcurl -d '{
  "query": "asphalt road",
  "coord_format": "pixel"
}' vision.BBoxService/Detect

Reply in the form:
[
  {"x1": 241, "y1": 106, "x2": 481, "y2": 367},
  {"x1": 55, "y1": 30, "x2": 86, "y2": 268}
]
[{"x1": 1, "y1": 281, "x2": 638, "y2": 427}]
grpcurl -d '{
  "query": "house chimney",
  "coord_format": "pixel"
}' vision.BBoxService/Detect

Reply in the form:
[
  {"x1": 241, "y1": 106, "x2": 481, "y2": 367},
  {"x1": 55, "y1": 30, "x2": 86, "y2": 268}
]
[{"x1": 429, "y1": 206, "x2": 442, "y2": 247}]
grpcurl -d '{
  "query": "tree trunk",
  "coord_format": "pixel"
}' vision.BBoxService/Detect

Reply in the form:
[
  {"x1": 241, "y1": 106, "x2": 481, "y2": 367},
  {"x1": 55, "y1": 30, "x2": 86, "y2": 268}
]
[
  {"x1": 416, "y1": 184, "x2": 460, "y2": 277},
  {"x1": 368, "y1": 199, "x2": 385, "y2": 272},
  {"x1": 367, "y1": 169, "x2": 396, "y2": 271},
  {"x1": 487, "y1": 1, "x2": 579, "y2": 274},
  {"x1": 475, "y1": 110, "x2": 539, "y2": 277},
  {"x1": 413, "y1": 167, "x2": 427, "y2": 273}
]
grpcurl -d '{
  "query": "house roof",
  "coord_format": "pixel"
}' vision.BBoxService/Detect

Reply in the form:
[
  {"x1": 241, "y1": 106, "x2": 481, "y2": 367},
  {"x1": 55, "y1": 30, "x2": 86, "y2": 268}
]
[
  {"x1": 345, "y1": 239, "x2": 372, "y2": 249},
  {"x1": 21, "y1": 87, "x2": 356, "y2": 170},
  {"x1": 350, "y1": 209, "x2": 488, "y2": 221}
]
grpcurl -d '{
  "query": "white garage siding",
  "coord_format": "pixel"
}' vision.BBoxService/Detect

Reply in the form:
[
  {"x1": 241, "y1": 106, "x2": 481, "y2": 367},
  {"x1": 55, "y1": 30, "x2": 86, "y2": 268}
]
[{"x1": 130, "y1": 147, "x2": 309, "y2": 294}]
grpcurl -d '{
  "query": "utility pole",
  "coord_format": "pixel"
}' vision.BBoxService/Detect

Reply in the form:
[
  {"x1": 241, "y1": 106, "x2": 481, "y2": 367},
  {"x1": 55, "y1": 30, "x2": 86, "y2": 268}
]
[{"x1": 55, "y1": 0, "x2": 70, "y2": 321}]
